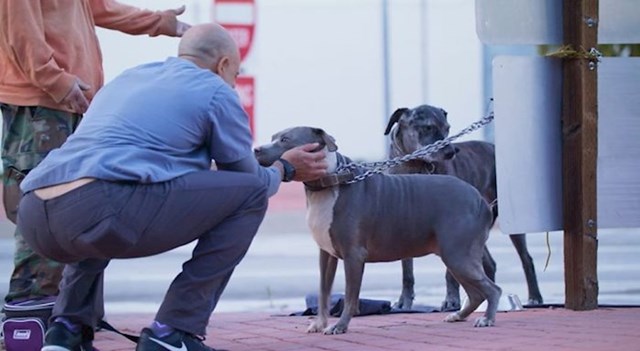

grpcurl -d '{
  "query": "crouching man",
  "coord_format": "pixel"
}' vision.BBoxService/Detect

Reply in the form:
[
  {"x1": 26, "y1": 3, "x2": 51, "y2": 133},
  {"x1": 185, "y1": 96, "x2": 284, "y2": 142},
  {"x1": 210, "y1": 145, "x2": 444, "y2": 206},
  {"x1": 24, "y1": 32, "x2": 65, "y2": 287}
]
[{"x1": 17, "y1": 23, "x2": 327, "y2": 351}]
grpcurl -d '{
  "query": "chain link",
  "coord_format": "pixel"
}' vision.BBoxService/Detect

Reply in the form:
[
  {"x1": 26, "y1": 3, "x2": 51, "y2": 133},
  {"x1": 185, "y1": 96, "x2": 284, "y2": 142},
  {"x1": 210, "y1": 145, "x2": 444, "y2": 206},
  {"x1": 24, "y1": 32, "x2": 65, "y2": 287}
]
[{"x1": 336, "y1": 110, "x2": 495, "y2": 184}]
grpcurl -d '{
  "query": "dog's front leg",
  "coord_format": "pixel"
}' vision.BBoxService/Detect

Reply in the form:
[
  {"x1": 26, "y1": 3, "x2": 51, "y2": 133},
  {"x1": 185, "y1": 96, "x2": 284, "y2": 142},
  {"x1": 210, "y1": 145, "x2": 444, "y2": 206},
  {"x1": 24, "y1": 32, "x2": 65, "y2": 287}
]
[
  {"x1": 441, "y1": 269, "x2": 462, "y2": 311},
  {"x1": 324, "y1": 250, "x2": 366, "y2": 335},
  {"x1": 395, "y1": 258, "x2": 415, "y2": 309},
  {"x1": 307, "y1": 249, "x2": 337, "y2": 333}
]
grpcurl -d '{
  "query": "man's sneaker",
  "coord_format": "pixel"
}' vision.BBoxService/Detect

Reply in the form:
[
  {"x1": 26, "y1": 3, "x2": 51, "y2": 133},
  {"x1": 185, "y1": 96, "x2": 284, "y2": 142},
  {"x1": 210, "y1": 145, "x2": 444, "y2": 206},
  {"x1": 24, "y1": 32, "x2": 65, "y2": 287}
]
[
  {"x1": 41, "y1": 321, "x2": 94, "y2": 351},
  {"x1": 136, "y1": 327, "x2": 215, "y2": 351}
]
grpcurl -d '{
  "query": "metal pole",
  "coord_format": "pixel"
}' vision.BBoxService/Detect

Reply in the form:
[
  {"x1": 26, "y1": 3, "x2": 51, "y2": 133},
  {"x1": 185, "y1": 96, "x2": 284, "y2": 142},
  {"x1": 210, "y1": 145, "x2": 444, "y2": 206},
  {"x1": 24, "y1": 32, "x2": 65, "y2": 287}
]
[
  {"x1": 420, "y1": 0, "x2": 428, "y2": 104},
  {"x1": 381, "y1": 0, "x2": 391, "y2": 123}
]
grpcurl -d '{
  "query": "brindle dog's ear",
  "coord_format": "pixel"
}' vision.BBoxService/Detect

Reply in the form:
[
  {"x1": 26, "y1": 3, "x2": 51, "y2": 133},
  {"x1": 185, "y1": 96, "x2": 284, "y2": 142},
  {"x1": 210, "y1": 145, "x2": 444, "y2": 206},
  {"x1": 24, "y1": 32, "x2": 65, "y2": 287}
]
[
  {"x1": 441, "y1": 108, "x2": 448, "y2": 119},
  {"x1": 444, "y1": 146, "x2": 459, "y2": 160},
  {"x1": 313, "y1": 128, "x2": 338, "y2": 152},
  {"x1": 384, "y1": 108, "x2": 409, "y2": 135}
]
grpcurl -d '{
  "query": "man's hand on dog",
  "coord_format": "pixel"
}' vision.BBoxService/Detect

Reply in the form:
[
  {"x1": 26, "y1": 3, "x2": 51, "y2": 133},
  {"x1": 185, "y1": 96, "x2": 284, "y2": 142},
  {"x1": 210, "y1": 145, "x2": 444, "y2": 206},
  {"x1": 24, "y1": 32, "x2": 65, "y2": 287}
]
[{"x1": 280, "y1": 143, "x2": 328, "y2": 182}]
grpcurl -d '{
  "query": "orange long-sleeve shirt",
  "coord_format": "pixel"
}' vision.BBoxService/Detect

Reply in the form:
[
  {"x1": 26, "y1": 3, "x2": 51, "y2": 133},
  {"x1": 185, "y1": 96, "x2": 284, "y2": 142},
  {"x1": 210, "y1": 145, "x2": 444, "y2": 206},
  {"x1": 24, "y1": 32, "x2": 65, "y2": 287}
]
[{"x1": 0, "y1": 0, "x2": 181, "y2": 113}]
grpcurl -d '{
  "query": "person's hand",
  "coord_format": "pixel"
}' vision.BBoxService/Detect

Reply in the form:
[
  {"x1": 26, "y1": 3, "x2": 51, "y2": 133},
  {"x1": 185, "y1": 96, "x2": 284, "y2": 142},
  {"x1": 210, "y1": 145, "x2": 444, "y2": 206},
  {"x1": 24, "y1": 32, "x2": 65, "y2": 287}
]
[
  {"x1": 281, "y1": 143, "x2": 328, "y2": 182},
  {"x1": 169, "y1": 5, "x2": 191, "y2": 36},
  {"x1": 61, "y1": 78, "x2": 90, "y2": 113}
]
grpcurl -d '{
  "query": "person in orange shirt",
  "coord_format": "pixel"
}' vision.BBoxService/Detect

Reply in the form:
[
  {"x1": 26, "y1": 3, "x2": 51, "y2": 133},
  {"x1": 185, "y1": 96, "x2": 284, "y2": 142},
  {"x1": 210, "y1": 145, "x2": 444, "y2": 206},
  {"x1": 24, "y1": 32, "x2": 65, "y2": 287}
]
[{"x1": 0, "y1": 0, "x2": 190, "y2": 314}]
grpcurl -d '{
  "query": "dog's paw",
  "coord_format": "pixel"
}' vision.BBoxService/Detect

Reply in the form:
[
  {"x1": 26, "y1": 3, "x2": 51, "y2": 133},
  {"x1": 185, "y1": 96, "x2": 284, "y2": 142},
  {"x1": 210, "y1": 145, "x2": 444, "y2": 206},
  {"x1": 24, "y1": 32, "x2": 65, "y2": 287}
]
[
  {"x1": 527, "y1": 297, "x2": 543, "y2": 306},
  {"x1": 473, "y1": 317, "x2": 495, "y2": 327},
  {"x1": 440, "y1": 299, "x2": 461, "y2": 312},
  {"x1": 307, "y1": 320, "x2": 326, "y2": 333},
  {"x1": 443, "y1": 312, "x2": 465, "y2": 323},
  {"x1": 323, "y1": 323, "x2": 348, "y2": 335},
  {"x1": 393, "y1": 296, "x2": 414, "y2": 310}
]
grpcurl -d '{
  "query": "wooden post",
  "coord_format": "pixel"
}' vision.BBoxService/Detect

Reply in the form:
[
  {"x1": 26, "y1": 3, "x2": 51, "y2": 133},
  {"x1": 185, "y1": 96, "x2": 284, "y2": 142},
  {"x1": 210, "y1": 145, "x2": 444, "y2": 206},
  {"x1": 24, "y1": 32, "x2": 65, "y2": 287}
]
[{"x1": 562, "y1": 0, "x2": 599, "y2": 310}]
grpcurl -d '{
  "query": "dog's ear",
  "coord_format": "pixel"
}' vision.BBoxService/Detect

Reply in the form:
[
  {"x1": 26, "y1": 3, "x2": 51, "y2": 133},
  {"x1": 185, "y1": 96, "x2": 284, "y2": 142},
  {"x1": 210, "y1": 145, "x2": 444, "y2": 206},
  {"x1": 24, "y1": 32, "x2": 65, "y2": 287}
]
[
  {"x1": 321, "y1": 133, "x2": 338, "y2": 152},
  {"x1": 312, "y1": 128, "x2": 338, "y2": 152},
  {"x1": 443, "y1": 146, "x2": 459, "y2": 160},
  {"x1": 384, "y1": 108, "x2": 409, "y2": 135},
  {"x1": 441, "y1": 108, "x2": 448, "y2": 119}
]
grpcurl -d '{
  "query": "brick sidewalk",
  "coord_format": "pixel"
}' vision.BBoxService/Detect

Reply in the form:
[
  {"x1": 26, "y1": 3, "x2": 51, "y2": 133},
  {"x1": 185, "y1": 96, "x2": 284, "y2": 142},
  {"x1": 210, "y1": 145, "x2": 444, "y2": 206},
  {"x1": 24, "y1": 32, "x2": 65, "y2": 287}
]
[
  {"x1": 94, "y1": 307, "x2": 640, "y2": 351},
  {"x1": 5, "y1": 183, "x2": 640, "y2": 350}
]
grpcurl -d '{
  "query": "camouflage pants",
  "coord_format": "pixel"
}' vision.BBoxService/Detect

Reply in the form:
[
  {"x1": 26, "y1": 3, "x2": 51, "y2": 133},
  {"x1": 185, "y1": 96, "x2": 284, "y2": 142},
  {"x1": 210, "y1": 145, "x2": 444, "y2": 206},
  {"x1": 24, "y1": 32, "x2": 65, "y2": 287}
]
[{"x1": 1, "y1": 103, "x2": 81, "y2": 303}]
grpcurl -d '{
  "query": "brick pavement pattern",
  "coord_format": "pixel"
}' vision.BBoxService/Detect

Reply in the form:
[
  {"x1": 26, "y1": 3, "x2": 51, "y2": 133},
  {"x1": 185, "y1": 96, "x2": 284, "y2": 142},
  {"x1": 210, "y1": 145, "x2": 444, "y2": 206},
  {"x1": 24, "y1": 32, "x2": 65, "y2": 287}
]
[
  {"x1": 4, "y1": 181, "x2": 640, "y2": 350},
  {"x1": 95, "y1": 308, "x2": 640, "y2": 351}
]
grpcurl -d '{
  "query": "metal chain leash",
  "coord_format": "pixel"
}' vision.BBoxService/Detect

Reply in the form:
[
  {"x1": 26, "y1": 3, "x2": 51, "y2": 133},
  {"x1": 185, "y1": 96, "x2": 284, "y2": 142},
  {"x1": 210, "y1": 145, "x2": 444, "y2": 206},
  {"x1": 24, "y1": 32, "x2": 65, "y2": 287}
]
[{"x1": 336, "y1": 110, "x2": 495, "y2": 184}]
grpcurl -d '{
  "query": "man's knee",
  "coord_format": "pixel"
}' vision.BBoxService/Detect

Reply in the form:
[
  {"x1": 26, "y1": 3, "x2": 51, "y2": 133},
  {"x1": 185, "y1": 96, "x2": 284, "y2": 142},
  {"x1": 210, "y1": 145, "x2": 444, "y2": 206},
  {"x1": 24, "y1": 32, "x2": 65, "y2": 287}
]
[
  {"x1": 246, "y1": 179, "x2": 269, "y2": 213},
  {"x1": 230, "y1": 173, "x2": 269, "y2": 215}
]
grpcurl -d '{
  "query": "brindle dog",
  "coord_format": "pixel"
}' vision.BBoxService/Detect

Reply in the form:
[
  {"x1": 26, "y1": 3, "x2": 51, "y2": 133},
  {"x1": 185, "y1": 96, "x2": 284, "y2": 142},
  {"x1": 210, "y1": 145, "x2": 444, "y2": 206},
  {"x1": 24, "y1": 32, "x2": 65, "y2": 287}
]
[{"x1": 384, "y1": 104, "x2": 543, "y2": 311}]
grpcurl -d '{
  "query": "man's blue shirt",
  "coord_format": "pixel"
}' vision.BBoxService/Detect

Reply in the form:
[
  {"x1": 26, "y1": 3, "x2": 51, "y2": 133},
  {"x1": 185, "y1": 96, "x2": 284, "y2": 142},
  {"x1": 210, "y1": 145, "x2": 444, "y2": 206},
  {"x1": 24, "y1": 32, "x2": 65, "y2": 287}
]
[{"x1": 21, "y1": 57, "x2": 280, "y2": 194}]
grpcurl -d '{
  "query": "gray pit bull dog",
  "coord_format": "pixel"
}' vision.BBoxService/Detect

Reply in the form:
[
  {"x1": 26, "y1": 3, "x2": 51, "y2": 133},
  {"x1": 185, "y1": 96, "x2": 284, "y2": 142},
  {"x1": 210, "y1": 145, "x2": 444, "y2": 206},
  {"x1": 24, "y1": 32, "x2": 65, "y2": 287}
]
[
  {"x1": 384, "y1": 104, "x2": 543, "y2": 311},
  {"x1": 254, "y1": 126, "x2": 502, "y2": 334}
]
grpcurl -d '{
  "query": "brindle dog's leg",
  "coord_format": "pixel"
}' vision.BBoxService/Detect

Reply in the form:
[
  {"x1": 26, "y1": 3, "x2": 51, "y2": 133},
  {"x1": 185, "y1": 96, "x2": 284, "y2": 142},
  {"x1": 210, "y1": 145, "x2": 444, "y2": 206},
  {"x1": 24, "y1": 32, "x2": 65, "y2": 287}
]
[
  {"x1": 509, "y1": 233, "x2": 543, "y2": 305},
  {"x1": 395, "y1": 258, "x2": 415, "y2": 309},
  {"x1": 441, "y1": 270, "x2": 462, "y2": 311}
]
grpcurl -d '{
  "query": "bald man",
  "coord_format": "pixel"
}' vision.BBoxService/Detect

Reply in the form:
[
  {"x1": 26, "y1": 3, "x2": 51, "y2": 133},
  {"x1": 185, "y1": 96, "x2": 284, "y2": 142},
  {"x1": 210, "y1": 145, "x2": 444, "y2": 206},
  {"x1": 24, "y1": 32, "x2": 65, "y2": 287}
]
[{"x1": 16, "y1": 24, "x2": 327, "y2": 351}]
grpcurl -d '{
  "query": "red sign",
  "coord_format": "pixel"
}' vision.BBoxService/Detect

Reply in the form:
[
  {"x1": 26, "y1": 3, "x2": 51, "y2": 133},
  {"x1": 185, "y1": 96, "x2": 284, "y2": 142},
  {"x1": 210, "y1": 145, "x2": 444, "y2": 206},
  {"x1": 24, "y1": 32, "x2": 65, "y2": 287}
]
[
  {"x1": 213, "y1": 0, "x2": 256, "y2": 62},
  {"x1": 235, "y1": 75, "x2": 255, "y2": 136}
]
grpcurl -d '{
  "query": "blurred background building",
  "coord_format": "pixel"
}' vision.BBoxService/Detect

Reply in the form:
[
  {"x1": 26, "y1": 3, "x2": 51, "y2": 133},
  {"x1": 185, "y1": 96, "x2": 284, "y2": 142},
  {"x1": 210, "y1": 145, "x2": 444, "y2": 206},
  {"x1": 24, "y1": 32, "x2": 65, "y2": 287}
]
[{"x1": 99, "y1": 0, "x2": 498, "y2": 160}]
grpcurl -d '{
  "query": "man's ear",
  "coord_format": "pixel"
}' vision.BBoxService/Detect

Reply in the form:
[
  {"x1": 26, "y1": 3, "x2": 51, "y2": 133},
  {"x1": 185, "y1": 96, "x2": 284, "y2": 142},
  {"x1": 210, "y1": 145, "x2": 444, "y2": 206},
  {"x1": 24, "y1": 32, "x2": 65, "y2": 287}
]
[{"x1": 215, "y1": 56, "x2": 229, "y2": 75}]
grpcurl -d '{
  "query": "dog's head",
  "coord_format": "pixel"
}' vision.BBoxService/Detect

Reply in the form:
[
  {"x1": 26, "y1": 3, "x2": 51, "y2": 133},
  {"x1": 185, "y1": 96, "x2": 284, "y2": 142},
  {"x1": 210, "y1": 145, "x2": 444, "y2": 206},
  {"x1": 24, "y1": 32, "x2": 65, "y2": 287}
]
[
  {"x1": 254, "y1": 126, "x2": 337, "y2": 167},
  {"x1": 384, "y1": 104, "x2": 456, "y2": 162}
]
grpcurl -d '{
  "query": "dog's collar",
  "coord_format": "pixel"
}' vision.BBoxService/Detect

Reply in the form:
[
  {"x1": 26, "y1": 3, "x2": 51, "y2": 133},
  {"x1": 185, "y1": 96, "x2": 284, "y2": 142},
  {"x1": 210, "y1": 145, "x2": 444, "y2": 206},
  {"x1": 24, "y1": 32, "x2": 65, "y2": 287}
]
[
  {"x1": 424, "y1": 161, "x2": 436, "y2": 174},
  {"x1": 303, "y1": 170, "x2": 355, "y2": 191},
  {"x1": 303, "y1": 153, "x2": 356, "y2": 191}
]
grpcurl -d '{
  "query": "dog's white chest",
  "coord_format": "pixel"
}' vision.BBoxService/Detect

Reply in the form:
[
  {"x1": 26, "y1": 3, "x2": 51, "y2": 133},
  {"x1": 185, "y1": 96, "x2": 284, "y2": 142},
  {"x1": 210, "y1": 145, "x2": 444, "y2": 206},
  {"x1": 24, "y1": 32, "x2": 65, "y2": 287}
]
[{"x1": 306, "y1": 188, "x2": 339, "y2": 257}]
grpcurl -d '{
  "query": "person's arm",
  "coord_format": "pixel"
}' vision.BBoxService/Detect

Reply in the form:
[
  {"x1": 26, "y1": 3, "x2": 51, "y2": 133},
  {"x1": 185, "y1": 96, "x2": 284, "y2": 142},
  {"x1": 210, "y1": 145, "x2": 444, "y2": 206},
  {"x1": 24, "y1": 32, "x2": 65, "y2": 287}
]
[
  {"x1": 90, "y1": 0, "x2": 190, "y2": 37},
  {"x1": 210, "y1": 86, "x2": 327, "y2": 197},
  {"x1": 0, "y1": 0, "x2": 76, "y2": 103},
  {"x1": 217, "y1": 144, "x2": 328, "y2": 198},
  {"x1": 217, "y1": 156, "x2": 282, "y2": 197}
]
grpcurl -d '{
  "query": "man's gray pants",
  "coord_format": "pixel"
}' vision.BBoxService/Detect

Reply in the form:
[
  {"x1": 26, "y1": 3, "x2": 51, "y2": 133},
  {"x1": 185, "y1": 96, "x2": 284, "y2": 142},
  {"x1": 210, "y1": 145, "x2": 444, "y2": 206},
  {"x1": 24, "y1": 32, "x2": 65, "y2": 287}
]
[{"x1": 17, "y1": 170, "x2": 269, "y2": 336}]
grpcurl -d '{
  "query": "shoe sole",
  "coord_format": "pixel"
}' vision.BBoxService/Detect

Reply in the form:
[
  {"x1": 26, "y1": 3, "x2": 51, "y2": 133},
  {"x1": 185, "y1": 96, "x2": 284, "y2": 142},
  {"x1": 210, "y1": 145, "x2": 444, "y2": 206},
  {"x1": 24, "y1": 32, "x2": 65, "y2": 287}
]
[{"x1": 42, "y1": 346, "x2": 90, "y2": 351}]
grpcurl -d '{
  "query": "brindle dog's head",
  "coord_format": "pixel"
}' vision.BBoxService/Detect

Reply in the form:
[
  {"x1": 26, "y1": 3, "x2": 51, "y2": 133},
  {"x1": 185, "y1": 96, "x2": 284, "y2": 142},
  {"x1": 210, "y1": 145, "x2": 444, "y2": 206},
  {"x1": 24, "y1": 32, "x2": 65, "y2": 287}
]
[
  {"x1": 254, "y1": 126, "x2": 337, "y2": 167},
  {"x1": 384, "y1": 104, "x2": 456, "y2": 163}
]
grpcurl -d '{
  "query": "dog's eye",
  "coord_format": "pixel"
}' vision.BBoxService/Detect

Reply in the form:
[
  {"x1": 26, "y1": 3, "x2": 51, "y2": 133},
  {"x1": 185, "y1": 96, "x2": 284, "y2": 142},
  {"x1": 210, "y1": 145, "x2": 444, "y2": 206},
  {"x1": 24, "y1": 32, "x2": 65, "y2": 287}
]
[{"x1": 280, "y1": 136, "x2": 290, "y2": 143}]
